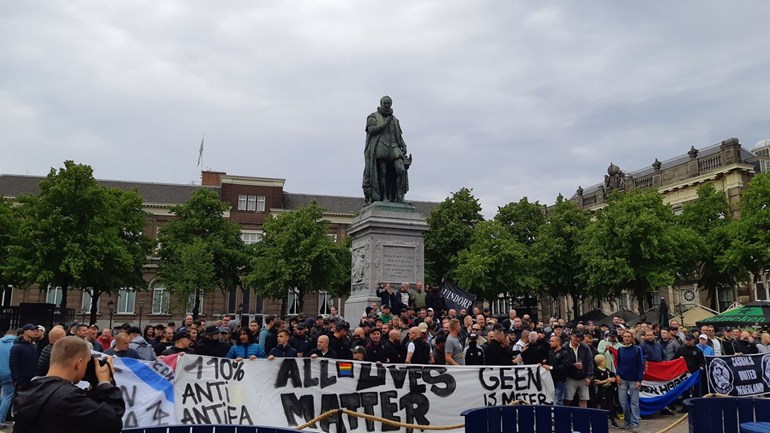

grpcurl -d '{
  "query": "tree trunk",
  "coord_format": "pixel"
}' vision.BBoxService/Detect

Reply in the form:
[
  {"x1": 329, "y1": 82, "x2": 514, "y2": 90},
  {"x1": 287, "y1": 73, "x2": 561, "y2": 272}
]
[
  {"x1": 59, "y1": 285, "x2": 68, "y2": 310},
  {"x1": 89, "y1": 289, "x2": 101, "y2": 325},
  {"x1": 192, "y1": 288, "x2": 201, "y2": 320},
  {"x1": 298, "y1": 290, "x2": 305, "y2": 316}
]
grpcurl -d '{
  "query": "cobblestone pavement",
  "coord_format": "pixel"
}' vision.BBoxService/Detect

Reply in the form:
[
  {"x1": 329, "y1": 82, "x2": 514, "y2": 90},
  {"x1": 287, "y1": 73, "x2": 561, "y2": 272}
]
[{"x1": 621, "y1": 412, "x2": 689, "y2": 433}]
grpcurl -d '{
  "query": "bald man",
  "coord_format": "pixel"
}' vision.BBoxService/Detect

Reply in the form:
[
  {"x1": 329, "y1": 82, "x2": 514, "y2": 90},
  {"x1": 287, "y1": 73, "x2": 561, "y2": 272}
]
[
  {"x1": 36, "y1": 325, "x2": 67, "y2": 376},
  {"x1": 14, "y1": 337, "x2": 125, "y2": 433}
]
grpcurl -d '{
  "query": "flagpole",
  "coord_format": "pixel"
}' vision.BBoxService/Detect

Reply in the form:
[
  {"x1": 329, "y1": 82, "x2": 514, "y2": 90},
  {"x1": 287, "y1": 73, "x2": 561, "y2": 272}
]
[{"x1": 197, "y1": 133, "x2": 205, "y2": 169}]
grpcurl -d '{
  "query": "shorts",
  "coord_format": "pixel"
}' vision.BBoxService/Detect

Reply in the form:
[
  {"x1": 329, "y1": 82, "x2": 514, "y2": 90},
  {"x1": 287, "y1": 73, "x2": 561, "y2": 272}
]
[{"x1": 566, "y1": 377, "x2": 590, "y2": 401}]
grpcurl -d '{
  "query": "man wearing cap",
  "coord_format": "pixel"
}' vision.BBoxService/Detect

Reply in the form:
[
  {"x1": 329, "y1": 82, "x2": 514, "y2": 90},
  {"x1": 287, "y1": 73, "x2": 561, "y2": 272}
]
[
  {"x1": 10, "y1": 324, "x2": 39, "y2": 391},
  {"x1": 696, "y1": 334, "x2": 715, "y2": 356},
  {"x1": 127, "y1": 326, "x2": 156, "y2": 361},
  {"x1": 352, "y1": 346, "x2": 367, "y2": 361},
  {"x1": 364, "y1": 328, "x2": 387, "y2": 363},
  {"x1": 194, "y1": 325, "x2": 231, "y2": 358},
  {"x1": 464, "y1": 333, "x2": 485, "y2": 365},
  {"x1": 162, "y1": 330, "x2": 195, "y2": 356},
  {"x1": 676, "y1": 334, "x2": 706, "y2": 408},
  {"x1": 598, "y1": 330, "x2": 622, "y2": 373},
  {"x1": 379, "y1": 304, "x2": 394, "y2": 324},
  {"x1": 289, "y1": 324, "x2": 313, "y2": 357},
  {"x1": 485, "y1": 324, "x2": 514, "y2": 366},
  {"x1": 328, "y1": 322, "x2": 352, "y2": 360}
]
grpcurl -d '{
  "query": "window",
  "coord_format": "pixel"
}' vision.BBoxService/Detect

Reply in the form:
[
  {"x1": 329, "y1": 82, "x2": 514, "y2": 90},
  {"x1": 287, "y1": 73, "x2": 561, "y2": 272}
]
[
  {"x1": 257, "y1": 196, "x2": 266, "y2": 212},
  {"x1": 0, "y1": 286, "x2": 12, "y2": 307},
  {"x1": 241, "y1": 232, "x2": 262, "y2": 245},
  {"x1": 81, "y1": 290, "x2": 100, "y2": 313},
  {"x1": 617, "y1": 293, "x2": 628, "y2": 310},
  {"x1": 287, "y1": 287, "x2": 301, "y2": 315},
  {"x1": 238, "y1": 195, "x2": 247, "y2": 211},
  {"x1": 717, "y1": 288, "x2": 735, "y2": 312},
  {"x1": 117, "y1": 288, "x2": 136, "y2": 314},
  {"x1": 152, "y1": 284, "x2": 171, "y2": 315},
  {"x1": 318, "y1": 291, "x2": 332, "y2": 315},
  {"x1": 186, "y1": 292, "x2": 204, "y2": 314},
  {"x1": 46, "y1": 286, "x2": 63, "y2": 306},
  {"x1": 247, "y1": 195, "x2": 257, "y2": 211}
]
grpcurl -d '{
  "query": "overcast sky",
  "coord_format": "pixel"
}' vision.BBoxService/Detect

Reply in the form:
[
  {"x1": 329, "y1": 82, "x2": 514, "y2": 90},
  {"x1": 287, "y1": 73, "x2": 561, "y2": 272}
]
[{"x1": 2, "y1": 2, "x2": 769, "y2": 217}]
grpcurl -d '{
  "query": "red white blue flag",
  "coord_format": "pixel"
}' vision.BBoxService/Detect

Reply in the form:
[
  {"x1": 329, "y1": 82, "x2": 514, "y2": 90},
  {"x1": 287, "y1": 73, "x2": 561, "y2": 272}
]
[{"x1": 639, "y1": 358, "x2": 700, "y2": 415}]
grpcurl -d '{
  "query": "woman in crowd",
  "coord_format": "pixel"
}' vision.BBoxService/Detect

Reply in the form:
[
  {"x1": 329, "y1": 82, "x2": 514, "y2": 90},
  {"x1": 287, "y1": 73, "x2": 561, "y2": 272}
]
[{"x1": 226, "y1": 328, "x2": 266, "y2": 361}]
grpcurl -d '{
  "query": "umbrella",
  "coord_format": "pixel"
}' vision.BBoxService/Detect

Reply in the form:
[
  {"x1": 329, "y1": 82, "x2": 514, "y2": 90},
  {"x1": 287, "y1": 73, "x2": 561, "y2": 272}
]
[
  {"x1": 598, "y1": 309, "x2": 641, "y2": 327},
  {"x1": 569, "y1": 309, "x2": 607, "y2": 327},
  {"x1": 658, "y1": 297, "x2": 671, "y2": 328},
  {"x1": 697, "y1": 301, "x2": 770, "y2": 328}
]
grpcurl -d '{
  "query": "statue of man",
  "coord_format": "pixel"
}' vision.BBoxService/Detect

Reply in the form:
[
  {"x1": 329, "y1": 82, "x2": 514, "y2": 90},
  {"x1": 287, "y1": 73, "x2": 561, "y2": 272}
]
[{"x1": 362, "y1": 96, "x2": 410, "y2": 203}]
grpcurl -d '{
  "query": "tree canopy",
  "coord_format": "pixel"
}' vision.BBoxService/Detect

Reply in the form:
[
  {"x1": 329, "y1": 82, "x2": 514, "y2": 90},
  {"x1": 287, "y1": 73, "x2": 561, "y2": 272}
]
[
  {"x1": 722, "y1": 172, "x2": 770, "y2": 277},
  {"x1": 577, "y1": 190, "x2": 700, "y2": 312},
  {"x1": 424, "y1": 188, "x2": 483, "y2": 284},
  {"x1": 495, "y1": 197, "x2": 546, "y2": 246},
  {"x1": 157, "y1": 188, "x2": 247, "y2": 318},
  {"x1": 245, "y1": 202, "x2": 350, "y2": 316}
]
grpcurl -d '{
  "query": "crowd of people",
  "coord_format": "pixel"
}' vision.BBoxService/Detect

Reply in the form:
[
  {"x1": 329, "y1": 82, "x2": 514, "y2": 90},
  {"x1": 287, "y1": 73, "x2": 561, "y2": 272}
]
[{"x1": 0, "y1": 282, "x2": 763, "y2": 432}]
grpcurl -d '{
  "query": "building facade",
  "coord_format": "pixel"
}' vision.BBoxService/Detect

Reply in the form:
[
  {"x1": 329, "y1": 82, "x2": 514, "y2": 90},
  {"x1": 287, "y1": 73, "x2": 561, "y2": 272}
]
[
  {"x1": 0, "y1": 170, "x2": 437, "y2": 330},
  {"x1": 540, "y1": 137, "x2": 770, "y2": 322}
]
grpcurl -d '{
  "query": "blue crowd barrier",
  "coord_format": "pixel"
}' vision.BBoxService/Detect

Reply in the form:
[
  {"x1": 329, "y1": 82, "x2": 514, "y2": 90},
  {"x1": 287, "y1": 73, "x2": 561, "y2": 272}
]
[
  {"x1": 684, "y1": 397, "x2": 770, "y2": 433},
  {"x1": 461, "y1": 405, "x2": 610, "y2": 433},
  {"x1": 122, "y1": 425, "x2": 303, "y2": 433}
]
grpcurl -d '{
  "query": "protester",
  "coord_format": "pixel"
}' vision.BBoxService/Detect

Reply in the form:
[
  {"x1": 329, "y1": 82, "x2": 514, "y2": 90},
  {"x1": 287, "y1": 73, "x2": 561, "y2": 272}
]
[
  {"x1": 267, "y1": 329, "x2": 297, "y2": 359},
  {"x1": 676, "y1": 334, "x2": 706, "y2": 410},
  {"x1": 36, "y1": 326, "x2": 67, "y2": 376},
  {"x1": 616, "y1": 331, "x2": 644, "y2": 432},
  {"x1": 161, "y1": 330, "x2": 195, "y2": 356},
  {"x1": 543, "y1": 334, "x2": 570, "y2": 406},
  {"x1": 0, "y1": 330, "x2": 15, "y2": 429},
  {"x1": 127, "y1": 326, "x2": 156, "y2": 360},
  {"x1": 104, "y1": 332, "x2": 142, "y2": 359},
  {"x1": 405, "y1": 326, "x2": 432, "y2": 364},
  {"x1": 309, "y1": 335, "x2": 337, "y2": 359},
  {"x1": 226, "y1": 328, "x2": 266, "y2": 361},
  {"x1": 10, "y1": 324, "x2": 39, "y2": 391},
  {"x1": 593, "y1": 354, "x2": 620, "y2": 428},
  {"x1": 564, "y1": 331, "x2": 594, "y2": 408},
  {"x1": 13, "y1": 337, "x2": 125, "y2": 433}
]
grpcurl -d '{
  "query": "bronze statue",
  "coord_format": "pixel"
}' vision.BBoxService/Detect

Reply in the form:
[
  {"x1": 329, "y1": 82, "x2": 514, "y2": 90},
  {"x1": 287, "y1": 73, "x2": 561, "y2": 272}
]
[{"x1": 362, "y1": 96, "x2": 411, "y2": 203}]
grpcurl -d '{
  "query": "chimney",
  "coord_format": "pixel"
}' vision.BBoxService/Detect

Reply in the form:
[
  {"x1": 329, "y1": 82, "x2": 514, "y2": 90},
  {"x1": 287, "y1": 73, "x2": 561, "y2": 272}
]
[{"x1": 201, "y1": 171, "x2": 225, "y2": 186}]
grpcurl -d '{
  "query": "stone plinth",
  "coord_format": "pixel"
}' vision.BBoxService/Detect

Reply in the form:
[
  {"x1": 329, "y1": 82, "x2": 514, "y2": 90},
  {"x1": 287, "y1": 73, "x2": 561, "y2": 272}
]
[{"x1": 345, "y1": 201, "x2": 428, "y2": 322}]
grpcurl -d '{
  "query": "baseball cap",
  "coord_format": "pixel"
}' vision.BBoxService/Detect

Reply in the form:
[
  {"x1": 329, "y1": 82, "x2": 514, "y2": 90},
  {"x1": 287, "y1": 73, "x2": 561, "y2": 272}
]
[
  {"x1": 427, "y1": 308, "x2": 434, "y2": 312},
  {"x1": 698, "y1": 334, "x2": 708, "y2": 340},
  {"x1": 219, "y1": 327, "x2": 231, "y2": 334},
  {"x1": 36, "y1": 325, "x2": 46, "y2": 333},
  {"x1": 205, "y1": 325, "x2": 219, "y2": 336},
  {"x1": 352, "y1": 346, "x2": 366, "y2": 354},
  {"x1": 336, "y1": 322, "x2": 350, "y2": 331},
  {"x1": 22, "y1": 323, "x2": 37, "y2": 331},
  {"x1": 417, "y1": 322, "x2": 429, "y2": 333},
  {"x1": 685, "y1": 334, "x2": 695, "y2": 341},
  {"x1": 469, "y1": 333, "x2": 478, "y2": 340},
  {"x1": 174, "y1": 330, "x2": 191, "y2": 341},
  {"x1": 296, "y1": 323, "x2": 306, "y2": 330},
  {"x1": 608, "y1": 330, "x2": 618, "y2": 337},
  {"x1": 381, "y1": 304, "x2": 390, "y2": 310}
]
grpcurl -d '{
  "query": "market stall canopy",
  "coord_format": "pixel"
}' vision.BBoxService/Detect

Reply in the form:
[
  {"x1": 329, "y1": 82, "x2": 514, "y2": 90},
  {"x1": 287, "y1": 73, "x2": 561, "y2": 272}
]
[
  {"x1": 569, "y1": 309, "x2": 607, "y2": 327},
  {"x1": 697, "y1": 301, "x2": 770, "y2": 328},
  {"x1": 598, "y1": 309, "x2": 640, "y2": 327}
]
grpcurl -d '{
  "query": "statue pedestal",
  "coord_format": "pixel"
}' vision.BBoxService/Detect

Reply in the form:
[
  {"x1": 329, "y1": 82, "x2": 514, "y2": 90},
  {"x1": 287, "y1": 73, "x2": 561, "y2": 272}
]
[{"x1": 345, "y1": 201, "x2": 428, "y2": 323}]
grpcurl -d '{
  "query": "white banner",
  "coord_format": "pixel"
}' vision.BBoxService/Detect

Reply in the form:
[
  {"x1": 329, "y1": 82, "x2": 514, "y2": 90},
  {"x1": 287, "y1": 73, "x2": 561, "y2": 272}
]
[
  {"x1": 174, "y1": 355, "x2": 554, "y2": 433},
  {"x1": 113, "y1": 357, "x2": 177, "y2": 428}
]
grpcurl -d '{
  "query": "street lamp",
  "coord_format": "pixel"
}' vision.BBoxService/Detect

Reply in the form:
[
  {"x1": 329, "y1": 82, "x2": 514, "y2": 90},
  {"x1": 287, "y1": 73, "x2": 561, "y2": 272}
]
[
  {"x1": 107, "y1": 300, "x2": 114, "y2": 330},
  {"x1": 138, "y1": 300, "x2": 145, "y2": 328}
]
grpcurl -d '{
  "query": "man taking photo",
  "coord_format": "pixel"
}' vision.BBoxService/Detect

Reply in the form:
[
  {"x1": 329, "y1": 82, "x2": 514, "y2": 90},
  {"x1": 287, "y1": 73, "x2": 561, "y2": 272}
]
[{"x1": 13, "y1": 336, "x2": 125, "y2": 433}]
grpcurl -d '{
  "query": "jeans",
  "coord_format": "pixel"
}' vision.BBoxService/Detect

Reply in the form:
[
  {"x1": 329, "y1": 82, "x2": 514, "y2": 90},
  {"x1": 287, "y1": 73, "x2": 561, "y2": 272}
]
[
  {"x1": 554, "y1": 381, "x2": 567, "y2": 406},
  {"x1": 618, "y1": 379, "x2": 640, "y2": 428},
  {"x1": 0, "y1": 378, "x2": 14, "y2": 424}
]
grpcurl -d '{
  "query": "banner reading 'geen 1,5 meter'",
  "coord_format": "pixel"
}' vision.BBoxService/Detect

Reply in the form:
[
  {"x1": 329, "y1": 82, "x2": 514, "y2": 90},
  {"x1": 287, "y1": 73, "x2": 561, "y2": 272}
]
[{"x1": 173, "y1": 355, "x2": 554, "y2": 433}]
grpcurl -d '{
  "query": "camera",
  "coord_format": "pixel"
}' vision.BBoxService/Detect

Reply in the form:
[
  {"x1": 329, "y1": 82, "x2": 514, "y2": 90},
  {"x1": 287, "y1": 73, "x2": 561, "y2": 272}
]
[{"x1": 83, "y1": 354, "x2": 114, "y2": 388}]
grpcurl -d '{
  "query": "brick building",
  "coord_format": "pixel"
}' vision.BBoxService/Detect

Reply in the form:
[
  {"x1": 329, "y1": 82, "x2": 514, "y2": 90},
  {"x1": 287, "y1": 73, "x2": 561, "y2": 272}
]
[{"x1": 0, "y1": 170, "x2": 437, "y2": 329}]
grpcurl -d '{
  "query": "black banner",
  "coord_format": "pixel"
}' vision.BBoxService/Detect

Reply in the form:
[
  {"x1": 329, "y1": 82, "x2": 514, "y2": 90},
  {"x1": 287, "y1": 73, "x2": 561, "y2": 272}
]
[
  {"x1": 705, "y1": 353, "x2": 770, "y2": 396},
  {"x1": 439, "y1": 281, "x2": 476, "y2": 312}
]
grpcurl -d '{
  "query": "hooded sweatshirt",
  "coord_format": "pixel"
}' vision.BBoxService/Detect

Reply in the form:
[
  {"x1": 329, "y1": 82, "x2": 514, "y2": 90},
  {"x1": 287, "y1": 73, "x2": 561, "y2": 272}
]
[
  {"x1": 129, "y1": 335, "x2": 156, "y2": 361},
  {"x1": 0, "y1": 335, "x2": 15, "y2": 379}
]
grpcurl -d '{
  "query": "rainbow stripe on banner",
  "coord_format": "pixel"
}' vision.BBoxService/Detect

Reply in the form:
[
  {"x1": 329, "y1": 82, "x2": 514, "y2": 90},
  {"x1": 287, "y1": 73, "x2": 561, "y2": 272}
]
[
  {"x1": 639, "y1": 358, "x2": 700, "y2": 416},
  {"x1": 337, "y1": 361, "x2": 354, "y2": 378}
]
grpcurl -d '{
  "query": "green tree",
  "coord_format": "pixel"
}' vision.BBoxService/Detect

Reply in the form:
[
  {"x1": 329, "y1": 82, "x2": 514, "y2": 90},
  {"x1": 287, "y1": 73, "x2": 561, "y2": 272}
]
[
  {"x1": 722, "y1": 172, "x2": 770, "y2": 278},
  {"x1": 495, "y1": 197, "x2": 546, "y2": 246},
  {"x1": 678, "y1": 183, "x2": 738, "y2": 310},
  {"x1": 157, "y1": 189, "x2": 247, "y2": 319},
  {"x1": 578, "y1": 190, "x2": 700, "y2": 313},
  {"x1": 0, "y1": 199, "x2": 19, "y2": 289},
  {"x1": 453, "y1": 220, "x2": 537, "y2": 301},
  {"x1": 7, "y1": 161, "x2": 151, "y2": 314},
  {"x1": 245, "y1": 202, "x2": 350, "y2": 316},
  {"x1": 531, "y1": 195, "x2": 590, "y2": 316},
  {"x1": 424, "y1": 188, "x2": 483, "y2": 283}
]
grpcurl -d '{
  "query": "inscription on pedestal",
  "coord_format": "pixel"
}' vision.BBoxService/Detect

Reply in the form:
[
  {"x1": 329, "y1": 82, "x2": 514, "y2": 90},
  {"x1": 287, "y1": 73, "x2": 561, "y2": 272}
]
[{"x1": 381, "y1": 245, "x2": 416, "y2": 282}]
